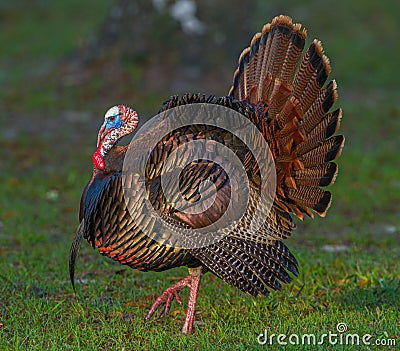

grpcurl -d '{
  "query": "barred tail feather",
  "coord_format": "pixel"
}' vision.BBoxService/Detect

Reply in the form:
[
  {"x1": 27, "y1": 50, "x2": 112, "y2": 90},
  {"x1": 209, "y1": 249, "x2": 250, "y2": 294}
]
[
  {"x1": 293, "y1": 162, "x2": 338, "y2": 187},
  {"x1": 228, "y1": 15, "x2": 344, "y2": 219}
]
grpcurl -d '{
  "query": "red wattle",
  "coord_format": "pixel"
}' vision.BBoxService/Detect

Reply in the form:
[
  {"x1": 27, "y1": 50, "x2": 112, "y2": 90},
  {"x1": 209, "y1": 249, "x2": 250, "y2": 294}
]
[{"x1": 92, "y1": 150, "x2": 105, "y2": 170}]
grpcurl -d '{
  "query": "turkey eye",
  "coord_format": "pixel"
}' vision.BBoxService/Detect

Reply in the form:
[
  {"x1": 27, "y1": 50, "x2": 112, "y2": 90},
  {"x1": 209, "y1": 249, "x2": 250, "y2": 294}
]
[{"x1": 108, "y1": 116, "x2": 115, "y2": 122}]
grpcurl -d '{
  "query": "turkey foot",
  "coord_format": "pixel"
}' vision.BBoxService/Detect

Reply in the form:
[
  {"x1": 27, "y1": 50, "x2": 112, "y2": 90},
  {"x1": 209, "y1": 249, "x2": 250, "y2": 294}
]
[{"x1": 145, "y1": 267, "x2": 202, "y2": 334}]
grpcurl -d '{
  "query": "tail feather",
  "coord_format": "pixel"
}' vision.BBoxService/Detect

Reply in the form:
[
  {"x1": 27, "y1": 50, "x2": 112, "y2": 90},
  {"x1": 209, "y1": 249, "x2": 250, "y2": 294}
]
[
  {"x1": 286, "y1": 186, "x2": 331, "y2": 215},
  {"x1": 256, "y1": 23, "x2": 274, "y2": 101},
  {"x1": 295, "y1": 43, "x2": 331, "y2": 114},
  {"x1": 248, "y1": 33, "x2": 262, "y2": 92},
  {"x1": 301, "y1": 81, "x2": 338, "y2": 133},
  {"x1": 259, "y1": 16, "x2": 303, "y2": 103},
  {"x1": 253, "y1": 24, "x2": 269, "y2": 92},
  {"x1": 293, "y1": 162, "x2": 338, "y2": 187},
  {"x1": 301, "y1": 135, "x2": 345, "y2": 168},
  {"x1": 277, "y1": 40, "x2": 331, "y2": 128},
  {"x1": 292, "y1": 40, "x2": 329, "y2": 102},
  {"x1": 228, "y1": 15, "x2": 343, "y2": 219},
  {"x1": 297, "y1": 109, "x2": 342, "y2": 155},
  {"x1": 280, "y1": 24, "x2": 306, "y2": 85},
  {"x1": 238, "y1": 48, "x2": 250, "y2": 99},
  {"x1": 230, "y1": 69, "x2": 240, "y2": 99},
  {"x1": 264, "y1": 18, "x2": 294, "y2": 92}
]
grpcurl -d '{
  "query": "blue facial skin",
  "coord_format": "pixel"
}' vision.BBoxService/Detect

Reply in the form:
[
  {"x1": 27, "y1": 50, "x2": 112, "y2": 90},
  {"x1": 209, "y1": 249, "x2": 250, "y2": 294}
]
[{"x1": 105, "y1": 113, "x2": 123, "y2": 130}]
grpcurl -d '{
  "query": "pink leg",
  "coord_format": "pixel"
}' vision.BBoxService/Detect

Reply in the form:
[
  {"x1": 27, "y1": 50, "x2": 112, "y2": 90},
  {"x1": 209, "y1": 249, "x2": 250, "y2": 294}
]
[
  {"x1": 181, "y1": 270, "x2": 201, "y2": 334},
  {"x1": 145, "y1": 275, "x2": 191, "y2": 319},
  {"x1": 145, "y1": 267, "x2": 202, "y2": 334}
]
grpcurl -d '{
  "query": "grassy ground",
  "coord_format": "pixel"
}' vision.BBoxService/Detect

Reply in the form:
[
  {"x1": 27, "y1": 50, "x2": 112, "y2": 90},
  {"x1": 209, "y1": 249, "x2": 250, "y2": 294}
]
[{"x1": 0, "y1": 1, "x2": 399, "y2": 350}]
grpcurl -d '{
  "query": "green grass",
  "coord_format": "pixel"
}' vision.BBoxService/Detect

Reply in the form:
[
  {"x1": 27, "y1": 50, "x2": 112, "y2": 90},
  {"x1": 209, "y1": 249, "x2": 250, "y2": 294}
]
[{"x1": 0, "y1": 1, "x2": 399, "y2": 350}]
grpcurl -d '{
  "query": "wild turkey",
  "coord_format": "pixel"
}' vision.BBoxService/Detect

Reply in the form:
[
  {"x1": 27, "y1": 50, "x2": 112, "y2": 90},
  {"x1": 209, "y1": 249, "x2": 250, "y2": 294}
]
[{"x1": 69, "y1": 15, "x2": 344, "y2": 334}]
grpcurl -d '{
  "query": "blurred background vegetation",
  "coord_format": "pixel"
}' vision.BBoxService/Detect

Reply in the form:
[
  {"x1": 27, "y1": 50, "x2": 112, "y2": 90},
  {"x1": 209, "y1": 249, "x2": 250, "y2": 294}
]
[
  {"x1": 0, "y1": 0, "x2": 399, "y2": 349},
  {"x1": 3, "y1": 0, "x2": 398, "y2": 112}
]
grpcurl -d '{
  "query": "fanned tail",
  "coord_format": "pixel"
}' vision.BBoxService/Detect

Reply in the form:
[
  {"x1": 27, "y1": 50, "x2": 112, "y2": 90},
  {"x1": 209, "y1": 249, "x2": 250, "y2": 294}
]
[
  {"x1": 229, "y1": 15, "x2": 344, "y2": 219},
  {"x1": 229, "y1": 15, "x2": 306, "y2": 106}
]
